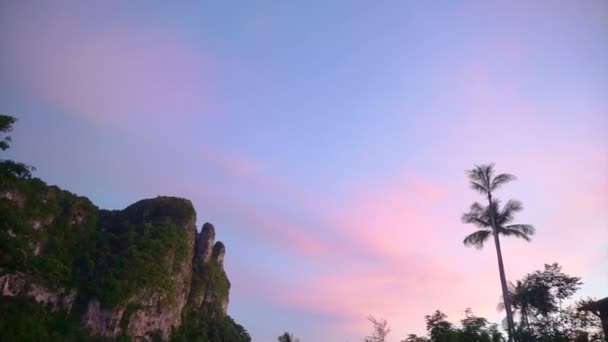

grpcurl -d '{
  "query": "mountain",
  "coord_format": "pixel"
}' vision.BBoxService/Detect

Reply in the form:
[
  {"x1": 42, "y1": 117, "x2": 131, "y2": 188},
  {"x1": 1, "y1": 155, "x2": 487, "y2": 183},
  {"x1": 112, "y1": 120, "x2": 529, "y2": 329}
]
[{"x1": 0, "y1": 171, "x2": 250, "y2": 341}]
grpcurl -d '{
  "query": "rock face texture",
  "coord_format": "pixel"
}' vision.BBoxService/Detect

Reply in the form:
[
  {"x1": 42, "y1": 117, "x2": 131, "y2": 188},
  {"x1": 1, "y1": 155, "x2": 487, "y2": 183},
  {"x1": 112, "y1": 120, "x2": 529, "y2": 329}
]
[
  {"x1": 0, "y1": 271, "x2": 77, "y2": 312},
  {"x1": 0, "y1": 176, "x2": 234, "y2": 341},
  {"x1": 212, "y1": 241, "x2": 226, "y2": 267},
  {"x1": 80, "y1": 197, "x2": 202, "y2": 341},
  {"x1": 189, "y1": 224, "x2": 231, "y2": 315},
  {"x1": 196, "y1": 222, "x2": 216, "y2": 263}
]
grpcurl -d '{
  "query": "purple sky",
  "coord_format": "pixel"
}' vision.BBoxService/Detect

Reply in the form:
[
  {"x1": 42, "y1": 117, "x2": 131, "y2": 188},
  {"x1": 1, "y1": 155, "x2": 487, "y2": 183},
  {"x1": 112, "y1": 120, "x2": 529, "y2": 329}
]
[{"x1": 1, "y1": 1, "x2": 607, "y2": 341}]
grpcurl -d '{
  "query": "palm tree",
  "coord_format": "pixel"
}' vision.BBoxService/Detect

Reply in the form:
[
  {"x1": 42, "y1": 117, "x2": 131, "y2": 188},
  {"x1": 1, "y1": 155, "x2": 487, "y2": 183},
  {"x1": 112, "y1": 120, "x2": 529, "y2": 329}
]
[
  {"x1": 498, "y1": 280, "x2": 533, "y2": 330},
  {"x1": 462, "y1": 163, "x2": 535, "y2": 341}
]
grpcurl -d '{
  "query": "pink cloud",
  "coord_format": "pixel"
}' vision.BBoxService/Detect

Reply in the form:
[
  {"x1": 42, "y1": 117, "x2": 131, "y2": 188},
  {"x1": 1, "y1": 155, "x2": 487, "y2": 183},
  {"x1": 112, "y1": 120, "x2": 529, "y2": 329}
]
[
  {"x1": 233, "y1": 142, "x2": 606, "y2": 339},
  {"x1": 222, "y1": 169, "x2": 509, "y2": 337},
  {"x1": 194, "y1": 148, "x2": 259, "y2": 179},
  {"x1": 1, "y1": 4, "x2": 216, "y2": 129},
  {"x1": 331, "y1": 170, "x2": 454, "y2": 258}
]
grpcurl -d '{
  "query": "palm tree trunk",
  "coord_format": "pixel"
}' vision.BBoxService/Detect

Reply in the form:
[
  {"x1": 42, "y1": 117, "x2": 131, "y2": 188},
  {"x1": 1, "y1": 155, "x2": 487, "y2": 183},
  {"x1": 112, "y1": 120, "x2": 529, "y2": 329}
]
[
  {"x1": 487, "y1": 190, "x2": 515, "y2": 341},
  {"x1": 493, "y1": 230, "x2": 515, "y2": 341}
]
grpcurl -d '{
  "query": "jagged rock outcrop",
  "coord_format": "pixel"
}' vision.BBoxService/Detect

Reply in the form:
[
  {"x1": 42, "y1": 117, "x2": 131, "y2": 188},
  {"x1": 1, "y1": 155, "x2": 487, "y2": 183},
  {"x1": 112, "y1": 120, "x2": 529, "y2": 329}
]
[
  {"x1": 196, "y1": 222, "x2": 216, "y2": 263},
  {"x1": 80, "y1": 197, "x2": 201, "y2": 340},
  {"x1": 0, "y1": 175, "x2": 237, "y2": 341},
  {"x1": 212, "y1": 241, "x2": 226, "y2": 267},
  {"x1": 188, "y1": 223, "x2": 231, "y2": 314}
]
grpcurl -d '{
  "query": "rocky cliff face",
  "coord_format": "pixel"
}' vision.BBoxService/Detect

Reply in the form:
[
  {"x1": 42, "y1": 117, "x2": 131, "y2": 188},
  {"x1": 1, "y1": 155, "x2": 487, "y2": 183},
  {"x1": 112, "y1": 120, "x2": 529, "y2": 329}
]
[
  {"x1": 0, "y1": 175, "x2": 240, "y2": 341},
  {"x1": 189, "y1": 223, "x2": 230, "y2": 314}
]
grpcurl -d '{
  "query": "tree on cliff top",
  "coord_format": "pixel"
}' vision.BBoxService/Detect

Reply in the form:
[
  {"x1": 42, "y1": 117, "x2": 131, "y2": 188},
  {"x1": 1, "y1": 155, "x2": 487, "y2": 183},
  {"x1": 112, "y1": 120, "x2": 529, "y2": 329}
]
[
  {"x1": 0, "y1": 114, "x2": 35, "y2": 179},
  {"x1": 0, "y1": 115, "x2": 17, "y2": 151}
]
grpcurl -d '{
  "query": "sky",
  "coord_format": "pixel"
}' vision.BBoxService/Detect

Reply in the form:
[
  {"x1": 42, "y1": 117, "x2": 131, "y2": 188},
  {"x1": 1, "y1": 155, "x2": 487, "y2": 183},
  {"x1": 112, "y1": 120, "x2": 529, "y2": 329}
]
[{"x1": 1, "y1": 1, "x2": 607, "y2": 341}]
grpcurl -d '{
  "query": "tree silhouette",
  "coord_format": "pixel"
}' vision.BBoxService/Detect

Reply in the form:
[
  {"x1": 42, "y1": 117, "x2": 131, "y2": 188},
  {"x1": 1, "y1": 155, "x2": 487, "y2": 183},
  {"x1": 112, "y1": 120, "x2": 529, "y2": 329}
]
[
  {"x1": 498, "y1": 280, "x2": 534, "y2": 330},
  {"x1": 0, "y1": 114, "x2": 35, "y2": 179},
  {"x1": 462, "y1": 163, "x2": 535, "y2": 341},
  {"x1": 424, "y1": 310, "x2": 452, "y2": 341},
  {"x1": 365, "y1": 315, "x2": 390, "y2": 342},
  {"x1": 0, "y1": 115, "x2": 17, "y2": 151},
  {"x1": 401, "y1": 334, "x2": 429, "y2": 342},
  {"x1": 278, "y1": 332, "x2": 300, "y2": 342}
]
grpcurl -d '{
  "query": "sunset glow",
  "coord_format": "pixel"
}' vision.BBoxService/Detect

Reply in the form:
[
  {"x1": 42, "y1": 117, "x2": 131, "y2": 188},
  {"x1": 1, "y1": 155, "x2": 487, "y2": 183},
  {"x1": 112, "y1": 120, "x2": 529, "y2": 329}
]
[{"x1": 1, "y1": 1, "x2": 606, "y2": 341}]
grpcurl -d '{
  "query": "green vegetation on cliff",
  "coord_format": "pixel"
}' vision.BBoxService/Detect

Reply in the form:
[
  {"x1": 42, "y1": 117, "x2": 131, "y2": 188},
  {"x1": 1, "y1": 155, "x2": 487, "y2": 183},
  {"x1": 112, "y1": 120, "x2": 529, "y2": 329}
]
[
  {"x1": 172, "y1": 305, "x2": 251, "y2": 342},
  {"x1": 0, "y1": 173, "x2": 248, "y2": 341},
  {"x1": 0, "y1": 174, "x2": 99, "y2": 289},
  {"x1": 88, "y1": 200, "x2": 192, "y2": 308},
  {"x1": 0, "y1": 114, "x2": 249, "y2": 341},
  {"x1": 0, "y1": 296, "x2": 88, "y2": 341},
  {"x1": 0, "y1": 171, "x2": 193, "y2": 307}
]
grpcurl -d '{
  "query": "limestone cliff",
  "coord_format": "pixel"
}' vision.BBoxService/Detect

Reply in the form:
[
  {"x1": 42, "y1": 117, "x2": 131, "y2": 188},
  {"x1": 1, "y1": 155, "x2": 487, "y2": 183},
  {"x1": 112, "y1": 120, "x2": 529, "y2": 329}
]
[{"x1": 0, "y1": 174, "x2": 247, "y2": 341}]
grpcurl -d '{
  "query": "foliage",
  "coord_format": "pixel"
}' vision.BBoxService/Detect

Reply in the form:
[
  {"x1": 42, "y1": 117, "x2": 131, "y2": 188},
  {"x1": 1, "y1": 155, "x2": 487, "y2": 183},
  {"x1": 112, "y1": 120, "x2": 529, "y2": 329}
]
[
  {"x1": 171, "y1": 306, "x2": 251, "y2": 342},
  {"x1": 425, "y1": 310, "x2": 453, "y2": 341},
  {"x1": 395, "y1": 263, "x2": 602, "y2": 342},
  {"x1": 525, "y1": 263, "x2": 582, "y2": 314},
  {"x1": 460, "y1": 308, "x2": 494, "y2": 341},
  {"x1": 87, "y1": 213, "x2": 190, "y2": 308},
  {"x1": 402, "y1": 309, "x2": 505, "y2": 342},
  {"x1": 0, "y1": 115, "x2": 35, "y2": 178},
  {"x1": 278, "y1": 331, "x2": 300, "y2": 342},
  {"x1": 0, "y1": 114, "x2": 17, "y2": 151},
  {"x1": 0, "y1": 159, "x2": 36, "y2": 179},
  {"x1": 400, "y1": 265, "x2": 602, "y2": 342},
  {"x1": 0, "y1": 170, "x2": 192, "y2": 307},
  {"x1": 170, "y1": 243, "x2": 237, "y2": 341},
  {"x1": 190, "y1": 256, "x2": 231, "y2": 308},
  {"x1": 499, "y1": 264, "x2": 602, "y2": 342},
  {"x1": 498, "y1": 280, "x2": 536, "y2": 329},
  {"x1": 0, "y1": 296, "x2": 88, "y2": 341},
  {"x1": 365, "y1": 315, "x2": 391, "y2": 342},
  {"x1": 461, "y1": 199, "x2": 535, "y2": 249},
  {"x1": 402, "y1": 334, "x2": 430, "y2": 342},
  {"x1": 499, "y1": 263, "x2": 582, "y2": 321},
  {"x1": 0, "y1": 176, "x2": 99, "y2": 289}
]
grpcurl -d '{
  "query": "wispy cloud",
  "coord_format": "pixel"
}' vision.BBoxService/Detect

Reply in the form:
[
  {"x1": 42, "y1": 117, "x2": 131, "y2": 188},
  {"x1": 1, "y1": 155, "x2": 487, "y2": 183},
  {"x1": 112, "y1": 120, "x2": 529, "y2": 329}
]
[{"x1": 1, "y1": 2, "x2": 215, "y2": 129}]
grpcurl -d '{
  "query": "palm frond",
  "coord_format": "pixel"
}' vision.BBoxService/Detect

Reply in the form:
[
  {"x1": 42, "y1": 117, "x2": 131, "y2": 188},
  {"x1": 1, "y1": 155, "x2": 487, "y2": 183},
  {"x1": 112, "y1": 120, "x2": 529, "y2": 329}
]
[
  {"x1": 496, "y1": 301, "x2": 505, "y2": 312},
  {"x1": 462, "y1": 213, "x2": 491, "y2": 228},
  {"x1": 462, "y1": 214, "x2": 490, "y2": 227},
  {"x1": 465, "y1": 166, "x2": 484, "y2": 182},
  {"x1": 470, "y1": 202, "x2": 484, "y2": 212},
  {"x1": 490, "y1": 173, "x2": 516, "y2": 191},
  {"x1": 481, "y1": 163, "x2": 495, "y2": 182},
  {"x1": 503, "y1": 200, "x2": 523, "y2": 213},
  {"x1": 466, "y1": 164, "x2": 494, "y2": 191},
  {"x1": 505, "y1": 224, "x2": 535, "y2": 236},
  {"x1": 462, "y1": 202, "x2": 491, "y2": 228},
  {"x1": 496, "y1": 199, "x2": 523, "y2": 224},
  {"x1": 498, "y1": 226, "x2": 533, "y2": 241},
  {"x1": 469, "y1": 181, "x2": 489, "y2": 194},
  {"x1": 489, "y1": 198, "x2": 501, "y2": 210},
  {"x1": 463, "y1": 229, "x2": 492, "y2": 249}
]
